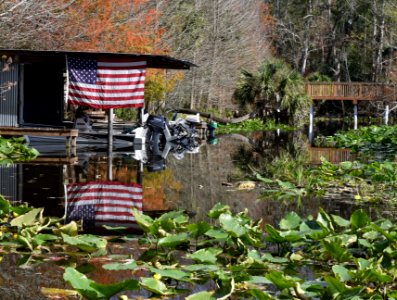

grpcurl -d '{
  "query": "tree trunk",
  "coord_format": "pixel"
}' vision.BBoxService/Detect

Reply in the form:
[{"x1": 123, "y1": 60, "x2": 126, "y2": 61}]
[{"x1": 171, "y1": 108, "x2": 258, "y2": 124}]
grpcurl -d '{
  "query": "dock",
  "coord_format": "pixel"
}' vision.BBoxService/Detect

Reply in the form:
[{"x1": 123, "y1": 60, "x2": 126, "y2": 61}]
[{"x1": 0, "y1": 127, "x2": 78, "y2": 152}]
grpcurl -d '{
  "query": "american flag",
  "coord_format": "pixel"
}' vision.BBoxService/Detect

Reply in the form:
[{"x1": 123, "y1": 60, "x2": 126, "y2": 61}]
[
  {"x1": 67, "y1": 56, "x2": 146, "y2": 109},
  {"x1": 66, "y1": 181, "x2": 143, "y2": 229}
]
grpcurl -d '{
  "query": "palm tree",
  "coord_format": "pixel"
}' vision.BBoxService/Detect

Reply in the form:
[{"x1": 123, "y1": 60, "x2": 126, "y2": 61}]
[{"x1": 234, "y1": 58, "x2": 311, "y2": 125}]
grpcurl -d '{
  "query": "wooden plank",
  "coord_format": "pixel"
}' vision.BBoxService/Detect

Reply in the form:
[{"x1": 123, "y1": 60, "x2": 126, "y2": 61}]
[
  {"x1": 305, "y1": 82, "x2": 397, "y2": 102},
  {"x1": 0, "y1": 127, "x2": 78, "y2": 137},
  {"x1": 23, "y1": 156, "x2": 78, "y2": 165}
]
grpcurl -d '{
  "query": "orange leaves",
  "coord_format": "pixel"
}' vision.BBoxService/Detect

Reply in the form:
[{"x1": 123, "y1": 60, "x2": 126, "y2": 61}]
[{"x1": 62, "y1": 0, "x2": 165, "y2": 54}]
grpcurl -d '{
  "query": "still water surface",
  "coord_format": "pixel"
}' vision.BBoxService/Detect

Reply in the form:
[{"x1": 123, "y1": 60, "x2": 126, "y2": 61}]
[{"x1": 0, "y1": 125, "x2": 396, "y2": 299}]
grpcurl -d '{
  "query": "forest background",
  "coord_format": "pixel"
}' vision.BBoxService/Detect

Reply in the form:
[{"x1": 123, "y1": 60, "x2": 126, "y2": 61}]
[{"x1": 1, "y1": 0, "x2": 397, "y2": 117}]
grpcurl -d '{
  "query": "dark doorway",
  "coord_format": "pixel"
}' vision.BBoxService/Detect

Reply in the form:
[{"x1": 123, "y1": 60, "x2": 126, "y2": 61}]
[{"x1": 22, "y1": 63, "x2": 65, "y2": 126}]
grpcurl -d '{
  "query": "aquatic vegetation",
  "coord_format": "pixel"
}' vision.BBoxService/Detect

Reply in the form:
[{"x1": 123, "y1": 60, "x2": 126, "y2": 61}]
[
  {"x1": 217, "y1": 119, "x2": 293, "y2": 134},
  {"x1": 1, "y1": 196, "x2": 397, "y2": 298},
  {"x1": 313, "y1": 125, "x2": 397, "y2": 156},
  {"x1": 0, "y1": 195, "x2": 106, "y2": 254},
  {"x1": 257, "y1": 157, "x2": 397, "y2": 202},
  {"x1": 61, "y1": 203, "x2": 397, "y2": 299},
  {"x1": 0, "y1": 136, "x2": 38, "y2": 163}
]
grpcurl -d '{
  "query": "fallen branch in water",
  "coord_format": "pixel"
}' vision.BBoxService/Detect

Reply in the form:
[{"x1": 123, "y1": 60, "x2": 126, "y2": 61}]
[{"x1": 169, "y1": 108, "x2": 258, "y2": 125}]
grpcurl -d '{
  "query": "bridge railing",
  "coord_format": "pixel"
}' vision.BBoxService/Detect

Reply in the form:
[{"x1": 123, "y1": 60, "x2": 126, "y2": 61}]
[{"x1": 305, "y1": 82, "x2": 397, "y2": 101}]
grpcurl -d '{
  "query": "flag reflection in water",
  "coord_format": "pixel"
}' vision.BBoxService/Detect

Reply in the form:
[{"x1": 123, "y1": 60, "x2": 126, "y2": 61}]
[{"x1": 66, "y1": 181, "x2": 142, "y2": 230}]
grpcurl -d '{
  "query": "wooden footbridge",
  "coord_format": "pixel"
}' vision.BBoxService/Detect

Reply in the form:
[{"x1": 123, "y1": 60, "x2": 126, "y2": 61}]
[
  {"x1": 305, "y1": 82, "x2": 397, "y2": 103},
  {"x1": 305, "y1": 82, "x2": 396, "y2": 138}
]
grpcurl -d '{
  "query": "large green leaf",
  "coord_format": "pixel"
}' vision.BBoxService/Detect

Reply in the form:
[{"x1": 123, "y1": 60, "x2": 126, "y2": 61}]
[
  {"x1": 187, "y1": 248, "x2": 222, "y2": 264},
  {"x1": 204, "y1": 228, "x2": 228, "y2": 239},
  {"x1": 140, "y1": 277, "x2": 174, "y2": 295},
  {"x1": 64, "y1": 267, "x2": 139, "y2": 299},
  {"x1": 62, "y1": 233, "x2": 107, "y2": 252},
  {"x1": 322, "y1": 239, "x2": 352, "y2": 262},
  {"x1": 32, "y1": 233, "x2": 59, "y2": 247},
  {"x1": 332, "y1": 265, "x2": 352, "y2": 282},
  {"x1": 208, "y1": 203, "x2": 230, "y2": 219},
  {"x1": 0, "y1": 196, "x2": 10, "y2": 214},
  {"x1": 182, "y1": 264, "x2": 219, "y2": 272},
  {"x1": 132, "y1": 208, "x2": 154, "y2": 232},
  {"x1": 324, "y1": 276, "x2": 347, "y2": 298},
  {"x1": 219, "y1": 213, "x2": 246, "y2": 237},
  {"x1": 102, "y1": 259, "x2": 137, "y2": 270},
  {"x1": 187, "y1": 222, "x2": 211, "y2": 239},
  {"x1": 186, "y1": 291, "x2": 216, "y2": 300},
  {"x1": 350, "y1": 210, "x2": 369, "y2": 231},
  {"x1": 10, "y1": 208, "x2": 43, "y2": 227},
  {"x1": 279, "y1": 211, "x2": 301, "y2": 230},
  {"x1": 148, "y1": 266, "x2": 190, "y2": 281},
  {"x1": 266, "y1": 271, "x2": 299, "y2": 290},
  {"x1": 158, "y1": 232, "x2": 188, "y2": 248},
  {"x1": 53, "y1": 222, "x2": 78, "y2": 237}
]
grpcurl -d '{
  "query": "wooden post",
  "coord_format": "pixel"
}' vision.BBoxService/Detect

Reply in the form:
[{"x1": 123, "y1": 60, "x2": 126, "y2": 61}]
[
  {"x1": 309, "y1": 105, "x2": 314, "y2": 143},
  {"x1": 353, "y1": 101, "x2": 358, "y2": 130},
  {"x1": 108, "y1": 108, "x2": 113, "y2": 149},
  {"x1": 384, "y1": 104, "x2": 389, "y2": 125}
]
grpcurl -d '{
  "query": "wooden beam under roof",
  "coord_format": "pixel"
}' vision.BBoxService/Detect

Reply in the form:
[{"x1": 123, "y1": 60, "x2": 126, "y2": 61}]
[{"x1": 0, "y1": 49, "x2": 196, "y2": 69}]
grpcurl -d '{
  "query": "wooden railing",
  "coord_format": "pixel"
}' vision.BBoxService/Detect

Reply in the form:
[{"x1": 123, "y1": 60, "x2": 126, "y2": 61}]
[
  {"x1": 308, "y1": 146, "x2": 356, "y2": 165},
  {"x1": 305, "y1": 82, "x2": 397, "y2": 102}
]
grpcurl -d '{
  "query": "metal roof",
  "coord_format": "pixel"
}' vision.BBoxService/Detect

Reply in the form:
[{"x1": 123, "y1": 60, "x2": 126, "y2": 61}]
[{"x1": 0, "y1": 49, "x2": 196, "y2": 69}]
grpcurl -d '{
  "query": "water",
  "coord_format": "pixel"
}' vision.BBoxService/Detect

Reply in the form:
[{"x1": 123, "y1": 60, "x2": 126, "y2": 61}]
[{"x1": 0, "y1": 127, "x2": 396, "y2": 299}]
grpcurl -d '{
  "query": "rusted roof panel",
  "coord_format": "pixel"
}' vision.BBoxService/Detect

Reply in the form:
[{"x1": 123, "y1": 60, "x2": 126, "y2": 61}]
[{"x1": 0, "y1": 49, "x2": 196, "y2": 69}]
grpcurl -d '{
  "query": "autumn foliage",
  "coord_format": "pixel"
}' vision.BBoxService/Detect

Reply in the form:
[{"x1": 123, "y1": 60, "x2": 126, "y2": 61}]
[{"x1": 61, "y1": 0, "x2": 164, "y2": 54}]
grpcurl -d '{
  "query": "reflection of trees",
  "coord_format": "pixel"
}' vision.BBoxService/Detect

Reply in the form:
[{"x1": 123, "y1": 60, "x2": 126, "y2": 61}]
[{"x1": 230, "y1": 130, "x2": 309, "y2": 178}]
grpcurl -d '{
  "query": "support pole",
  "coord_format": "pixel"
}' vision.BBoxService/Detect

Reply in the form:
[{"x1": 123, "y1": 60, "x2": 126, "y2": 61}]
[
  {"x1": 384, "y1": 104, "x2": 389, "y2": 125},
  {"x1": 108, "y1": 108, "x2": 113, "y2": 149},
  {"x1": 309, "y1": 105, "x2": 314, "y2": 143},
  {"x1": 353, "y1": 101, "x2": 358, "y2": 130}
]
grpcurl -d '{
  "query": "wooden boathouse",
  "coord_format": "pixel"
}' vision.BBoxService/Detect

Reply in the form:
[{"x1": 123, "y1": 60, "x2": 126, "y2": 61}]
[{"x1": 0, "y1": 49, "x2": 194, "y2": 150}]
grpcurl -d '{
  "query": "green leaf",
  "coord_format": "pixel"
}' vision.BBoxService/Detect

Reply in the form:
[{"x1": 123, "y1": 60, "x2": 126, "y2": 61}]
[
  {"x1": 187, "y1": 248, "x2": 222, "y2": 264},
  {"x1": 187, "y1": 222, "x2": 211, "y2": 239},
  {"x1": 64, "y1": 267, "x2": 138, "y2": 299},
  {"x1": 276, "y1": 180, "x2": 296, "y2": 190},
  {"x1": 132, "y1": 208, "x2": 153, "y2": 232},
  {"x1": 264, "y1": 224, "x2": 285, "y2": 243},
  {"x1": 0, "y1": 196, "x2": 10, "y2": 214},
  {"x1": 350, "y1": 210, "x2": 369, "y2": 231},
  {"x1": 322, "y1": 239, "x2": 352, "y2": 262},
  {"x1": 255, "y1": 174, "x2": 274, "y2": 184},
  {"x1": 102, "y1": 259, "x2": 137, "y2": 271},
  {"x1": 279, "y1": 212, "x2": 301, "y2": 230},
  {"x1": 324, "y1": 276, "x2": 346, "y2": 298},
  {"x1": 53, "y1": 222, "x2": 78, "y2": 237},
  {"x1": 204, "y1": 229, "x2": 228, "y2": 239},
  {"x1": 249, "y1": 289, "x2": 274, "y2": 300},
  {"x1": 208, "y1": 203, "x2": 230, "y2": 219},
  {"x1": 186, "y1": 291, "x2": 215, "y2": 300},
  {"x1": 140, "y1": 277, "x2": 174, "y2": 295},
  {"x1": 262, "y1": 253, "x2": 289, "y2": 263},
  {"x1": 62, "y1": 233, "x2": 107, "y2": 252},
  {"x1": 340, "y1": 161, "x2": 353, "y2": 170},
  {"x1": 183, "y1": 264, "x2": 219, "y2": 272},
  {"x1": 266, "y1": 271, "x2": 299, "y2": 290},
  {"x1": 10, "y1": 208, "x2": 43, "y2": 227},
  {"x1": 332, "y1": 265, "x2": 352, "y2": 282},
  {"x1": 158, "y1": 232, "x2": 188, "y2": 248},
  {"x1": 219, "y1": 213, "x2": 246, "y2": 237},
  {"x1": 148, "y1": 266, "x2": 190, "y2": 281},
  {"x1": 331, "y1": 215, "x2": 350, "y2": 227},
  {"x1": 32, "y1": 233, "x2": 59, "y2": 246}
]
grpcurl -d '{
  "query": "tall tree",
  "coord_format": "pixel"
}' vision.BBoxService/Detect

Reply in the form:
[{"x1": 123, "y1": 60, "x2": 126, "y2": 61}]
[
  {"x1": 159, "y1": 0, "x2": 271, "y2": 113},
  {"x1": 269, "y1": 0, "x2": 397, "y2": 82}
]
